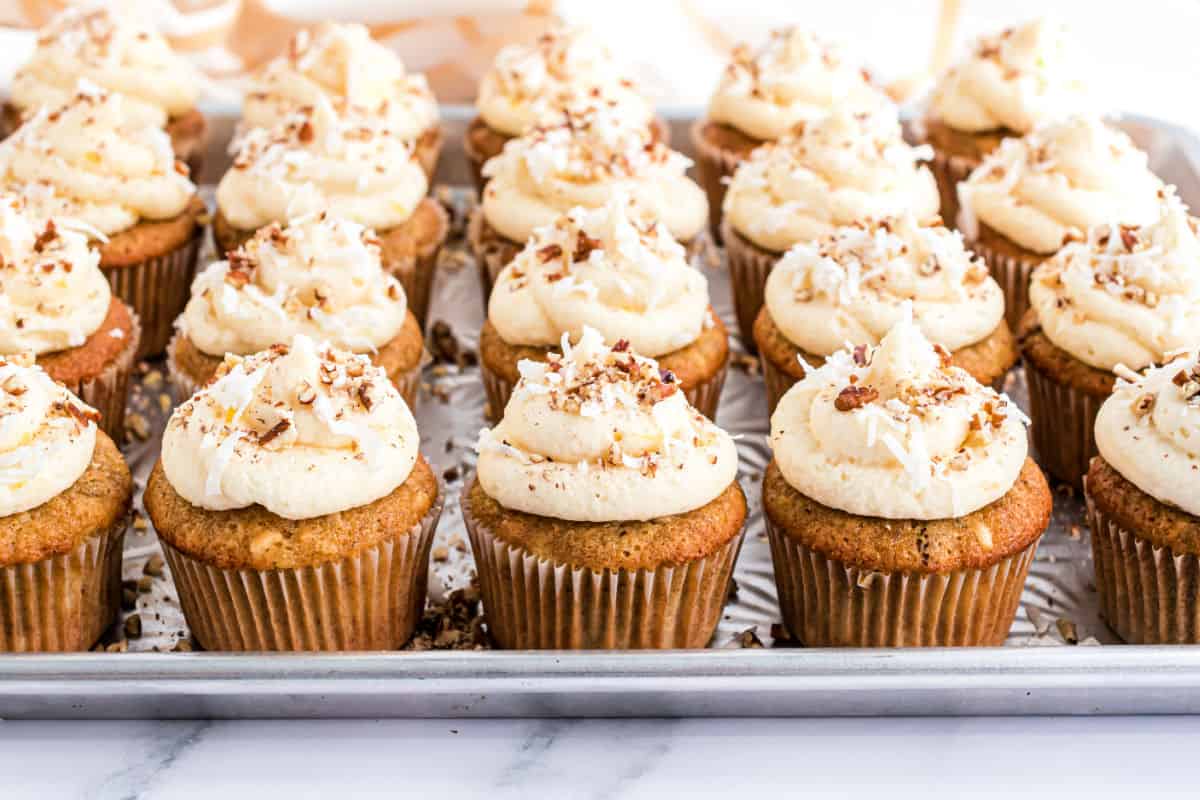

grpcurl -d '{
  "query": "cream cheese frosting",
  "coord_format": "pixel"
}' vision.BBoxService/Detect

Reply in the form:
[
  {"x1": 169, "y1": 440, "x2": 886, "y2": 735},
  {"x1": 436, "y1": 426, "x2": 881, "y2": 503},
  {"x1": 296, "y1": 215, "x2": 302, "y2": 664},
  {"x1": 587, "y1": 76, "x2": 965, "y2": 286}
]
[
  {"x1": 180, "y1": 213, "x2": 408, "y2": 357},
  {"x1": 475, "y1": 326, "x2": 738, "y2": 522},
  {"x1": 481, "y1": 103, "x2": 706, "y2": 244},
  {"x1": 477, "y1": 24, "x2": 653, "y2": 137},
  {"x1": 243, "y1": 23, "x2": 438, "y2": 143},
  {"x1": 0, "y1": 353, "x2": 100, "y2": 517},
  {"x1": 489, "y1": 195, "x2": 709, "y2": 357},
  {"x1": 708, "y1": 27, "x2": 889, "y2": 141},
  {"x1": 1095, "y1": 355, "x2": 1200, "y2": 517},
  {"x1": 723, "y1": 108, "x2": 939, "y2": 252},
  {"x1": 10, "y1": 3, "x2": 200, "y2": 126},
  {"x1": 217, "y1": 98, "x2": 427, "y2": 233},
  {"x1": 764, "y1": 214, "x2": 1005, "y2": 356},
  {"x1": 958, "y1": 115, "x2": 1164, "y2": 254},
  {"x1": 1030, "y1": 190, "x2": 1200, "y2": 372},
  {"x1": 0, "y1": 84, "x2": 195, "y2": 237},
  {"x1": 928, "y1": 18, "x2": 1090, "y2": 136},
  {"x1": 161, "y1": 335, "x2": 419, "y2": 520},
  {"x1": 769, "y1": 309, "x2": 1028, "y2": 520}
]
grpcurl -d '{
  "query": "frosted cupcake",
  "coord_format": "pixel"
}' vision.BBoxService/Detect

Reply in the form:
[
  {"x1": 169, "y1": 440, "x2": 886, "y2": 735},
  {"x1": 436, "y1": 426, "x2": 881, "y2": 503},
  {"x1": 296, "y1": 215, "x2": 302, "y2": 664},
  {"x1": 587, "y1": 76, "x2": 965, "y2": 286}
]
[
  {"x1": 0, "y1": 355, "x2": 131, "y2": 651},
  {"x1": 480, "y1": 195, "x2": 728, "y2": 420},
  {"x1": 755, "y1": 214, "x2": 1015, "y2": 411},
  {"x1": 722, "y1": 107, "x2": 939, "y2": 346},
  {"x1": 0, "y1": 85, "x2": 203, "y2": 358},
  {"x1": 1022, "y1": 189, "x2": 1200, "y2": 486},
  {"x1": 145, "y1": 335, "x2": 443, "y2": 651},
  {"x1": 4, "y1": 5, "x2": 206, "y2": 173},
  {"x1": 168, "y1": 213, "x2": 423, "y2": 408},
  {"x1": 764, "y1": 312, "x2": 1050, "y2": 646},
  {"x1": 243, "y1": 23, "x2": 442, "y2": 180},
  {"x1": 958, "y1": 114, "x2": 1163, "y2": 330},
  {"x1": 465, "y1": 327, "x2": 746, "y2": 649}
]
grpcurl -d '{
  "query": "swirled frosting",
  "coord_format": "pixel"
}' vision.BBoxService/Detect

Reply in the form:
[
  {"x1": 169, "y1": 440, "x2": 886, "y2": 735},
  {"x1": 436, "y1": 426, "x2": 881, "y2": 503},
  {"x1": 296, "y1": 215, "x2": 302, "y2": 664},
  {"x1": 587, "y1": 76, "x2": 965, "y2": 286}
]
[
  {"x1": 218, "y1": 99, "x2": 427, "y2": 232},
  {"x1": 0, "y1": 353, "x2": 100, "y2": 517},
  {"x1": 958, "y1": 115, "x2": 1164, "y2": 254},
  {"x1": 161, "y1": 335, "x2": 418, "y2": 520},
  {"x1": 1096, "y1": 355, "x2": 1200, "y2": 516},
  {"x1": 477, "y1": 24, "x2": 653, "y2": 137},
  {"x1": 723, "y1": 108, "x2": 939, "y2": 252},
  {"x1": 490, "y1": 195, "x2": 709, "y2": 357},
  {"x1": 481, "y1": 103, "x2": 706, "y2": 244},
  {"x1": 10, "y1": 4, "x2": 199, "y2": 126},
  {"x1": 243, "y1": 23, "x2": 438, "y2": 142},
  {"x1": 929, "y1": 18, "x2": 1090, "y2": 136},
  {"x1": 765, "y1": 214, "x2": 1005, "y2": 356},
  {"x1": 0, "y1": 84, "x2": 196, "y2": 236},
  {"x1": 180, "y1": 213, "x2": 408, "y2": 357},
  {"x1": 770, "y1": 309, "x2": 1028, "y2": 519},
  {"x1": 475, "y1": 327, "x2": 737, "y2": 522},
  {"x1": 708, "y1": 27, "x2": 889, "y2": 141}
]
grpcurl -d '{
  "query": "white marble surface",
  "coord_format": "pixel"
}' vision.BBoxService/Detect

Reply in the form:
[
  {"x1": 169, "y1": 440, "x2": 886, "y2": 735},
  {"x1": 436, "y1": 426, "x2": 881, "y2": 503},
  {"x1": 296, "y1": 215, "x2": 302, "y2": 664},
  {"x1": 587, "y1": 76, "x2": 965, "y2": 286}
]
[{"x1": 0, "y1": 716, "x2": 1197, "y2": 798}]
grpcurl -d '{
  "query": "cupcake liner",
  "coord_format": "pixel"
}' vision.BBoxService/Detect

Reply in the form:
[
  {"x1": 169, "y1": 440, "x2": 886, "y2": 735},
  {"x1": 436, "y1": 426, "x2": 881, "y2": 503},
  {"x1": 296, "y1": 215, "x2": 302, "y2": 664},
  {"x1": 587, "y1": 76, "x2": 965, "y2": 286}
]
[
  {"x1": 386, "y1": 200, "x2": 449, "y2": 329},
  {"x1": 462, "y1": 117, "x2": 494, "y2": 198},
  {"x1": 691, "y1": 119, "x2": 748, "y2": 244},
  {"x1": 58, "y1": 309, "x2": 141, "y2": 444},
  {"x1": 0, "y1": 519, "x2": 126, "y2": 652},
  {"x1": 414, "y1": 125, "x2": 444, "y2": 182},
  {"x1": 759, "y1": 348, "x2": 800, "y2": 416},
  {"x1": 102, "y1": 228, "x2": 203, "y2": 359},
  {"x1": 392, "y1": 364, "x2": 422, "y2": 412},
  {"x1": 722, "y1": 220, "x2": 779, "y2": 350},
  {"x1": 160, "y1": 482, "x2": 444, "y2": 651},
  {"x1": 968, "y1": 234, "x2": 1041, "y2": 334},
  {"x1": 928, "y1": 148, "x2": 978, "y2": 230},
  {"x1": 463, "y1": 491, "x2": 744, "y2": 649},
  {"x1": 765, "y1": 513, "x2": 1038, "y2": 647},
  {"x1": 1086, "y1": 491, "x2": 1200, "y2": 644},
  {"x1": 468, "y1": 208, "x2": 524, "y2": 305},
  {"x1": 1024, "y1": 356, "x2": 1107, "y2": 488}
]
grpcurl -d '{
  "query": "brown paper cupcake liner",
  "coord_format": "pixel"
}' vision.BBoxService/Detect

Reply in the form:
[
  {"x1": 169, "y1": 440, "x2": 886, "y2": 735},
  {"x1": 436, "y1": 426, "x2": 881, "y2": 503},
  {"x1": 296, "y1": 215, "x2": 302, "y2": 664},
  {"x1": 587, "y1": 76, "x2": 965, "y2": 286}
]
[
  {"x1": 691, "y1": 119, "x2": 748, "y2": 243},
  {"x1": 414, "y1": 125, "x2": 444, "y2": 182},
  {"x1": 968, "y1": 234, "x2": 1039, "y2": 334},
  {"x1": 160, "y1": 482, "x2": 444, "y2": 651},
  {"x1": 929, "y1": 148, "x2": 978, "y2": 230},
  {"x1": 468, "y1": 208, "x2": 524, "y2": 305},
  {"x1": 462, "y1": 121, "x2": 493, "y2": 198},
  {"x1": 760, "y1": 348, "x2": 799, "y2": 416},
  {"x1": 721, "y1": 220, "x2": 779, "y2": 351},
  {"x1": 765, "y1": 514, "x2": 1038, "y2": 647},
  {"x1": 388, "y1": 202, "x2": 448, "y2": 329},
  {"x1": 103, "y1": 229, "x2": 203, "y2": 359},
  {"x1": 1024, "y1": 356, "x2": 1106, "y2": 488},
  {"x1": 463, "y1": 496, "x2": 744, "y2": 649},
  {"x1": 0, "y1": 520, "x2": 126, "y2": 652},
  {"x1": 60, "y1": 310, "x2": 141, "y2": 444}
]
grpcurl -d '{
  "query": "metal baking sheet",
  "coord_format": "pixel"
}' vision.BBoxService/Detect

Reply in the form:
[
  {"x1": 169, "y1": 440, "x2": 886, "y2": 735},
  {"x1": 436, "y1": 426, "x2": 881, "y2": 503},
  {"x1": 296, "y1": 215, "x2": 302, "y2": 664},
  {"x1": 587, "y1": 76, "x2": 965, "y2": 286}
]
[{"x1": 1, "y1": 109, "x2": 1198, "y2": 719}]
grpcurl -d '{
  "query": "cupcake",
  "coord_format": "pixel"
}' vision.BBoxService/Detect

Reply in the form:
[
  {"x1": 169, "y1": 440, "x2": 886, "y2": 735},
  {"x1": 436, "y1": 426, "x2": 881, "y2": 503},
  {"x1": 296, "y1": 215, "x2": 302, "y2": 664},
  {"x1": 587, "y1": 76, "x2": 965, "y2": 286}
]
[
  {"x1": 215, "y1": 99, "x2": 447, "y2": 328},
  {"x1": 693, "y1": 27, "x2": 890, "y2": 240},
  {"x1": 918, "y1": 18, "x2": 1090, "y2": 224},
  {"x1": 958, "y1": 114, "x2": 1164, "y2": 330},
  {"x1": 0, "y1": 194, "x2": 140, "y2": 442},
  {"x1": 145, "y1": 335, "x2": 443, "y2": 651},
  {"x1": 480, "y1": 195, "x2": 728, "y2": 420},
  {"x1": 755, "y1": 214, "x2": 1016, "y2": 412},
  {"x1": 168, "y1": 213, "x2": 423, "y2": 408},
  {"x1": 1087, "y1": 353, "x2": 1200, "y2": 643},
  {"x1": 4, "y1": 5, "x2": 207, "y2": 174},
  {"x1": 242, "y1": 23, "x2": 442, "y2": 180},
  {"x1": 722, "y1": 107, "x2": 939, "y2": 346},
  {"x1": 1022, "y1": 189, "x2": 1200, "y2": 486},
  {"x1": 467, "y1": 24, "x2": 662, "y2": 194},
  {"x1": 0, "y1": 85, "x2": 203, "y2": 359},
  {"x1": 0, "y1": 354, "x2": 131, "y2": 651},
  {"x1": 764, "y1": 311, "x2": 1051, "y2": 646},
  {"x1": 464, "y1": 327, "x2": 746, "y2": 649}
]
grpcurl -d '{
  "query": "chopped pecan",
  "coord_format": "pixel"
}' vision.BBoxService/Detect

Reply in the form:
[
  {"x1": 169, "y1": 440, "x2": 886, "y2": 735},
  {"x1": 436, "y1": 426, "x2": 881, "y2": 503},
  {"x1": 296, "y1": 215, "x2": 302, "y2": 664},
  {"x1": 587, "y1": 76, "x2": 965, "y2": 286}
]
[{"x1": 835, "y1": 384, "x2": 878, "y2": 411}]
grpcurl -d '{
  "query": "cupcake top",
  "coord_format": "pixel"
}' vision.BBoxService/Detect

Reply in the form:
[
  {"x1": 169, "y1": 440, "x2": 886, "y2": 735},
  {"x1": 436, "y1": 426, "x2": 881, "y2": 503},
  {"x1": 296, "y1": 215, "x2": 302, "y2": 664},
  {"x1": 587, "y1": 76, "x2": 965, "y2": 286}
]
[
  {"x1": 764, "y1": 214, "x2": 1005, "y2": 357},
  {"x1": 0, "y1": 353, "x2": 100, "y2": 517},
  {"x1": 723, "y1": 108, "x2": 939, "y2": 252},
  {"x1": 481, "y1": 102, "x2": 707, "y2": 245},
  {"x1": 475, "y1": 326, "x2": 737, "y2": 522},
  {"x1": 477, "y1": 24, "x2": 653, "y2": 138},
  {"x1": 958, "y1": 115, "x2": 1163, "y2": 254},
  {"x1": 10, "y1": 4, "x2": 199, "y2": 126},
  {"x1": 490, "y1": 194, "x2": 709, "y2": 357},
  {"x1": 161, "y1": 335, "x2": 418, "y2": 520},
  {"x1": 243, "y1": 23, "x2": 438, "y2": 143},
  {"x1": 0, "y1": 83, "x2": 195, "y2": 237},
  {"x1": 707, "y1": 27, "x2": 888, "y2": 141},
  {"x1": 179, "y1": 213, "x2": 409, "y2": 358},
  {"x1": 1096, "y1": 354, "x2": 1200, "y2": 516},
  {"x1": 217, "y1": 98, "x2": 427, "y2": 232},
  {"x1": 770, "y1": 310, "x2": 1028, "y2": 520}
]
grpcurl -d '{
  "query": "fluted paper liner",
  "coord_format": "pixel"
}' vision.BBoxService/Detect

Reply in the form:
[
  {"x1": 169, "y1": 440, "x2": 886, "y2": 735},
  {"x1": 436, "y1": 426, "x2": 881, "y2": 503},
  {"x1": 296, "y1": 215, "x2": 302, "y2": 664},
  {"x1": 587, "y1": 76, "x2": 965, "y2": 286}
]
[
  {"x1": 759, "y1": 348, "x2": 798, "y2": 415},
  {"x1": 102, "y1": 228, "x2": 203, "y2": 359},
  {"x1": 968, "y1": 234, "x2": 1041, "y2": 334},
  {"x1": 468, "y1": 208, "x2": 523, "y2": 306},
  {"x1": 54, "y1": 309, "x2": 141, "y2": 443},
  {"x1": 0, "y1": 520, "x2": 125, "y2": 652},
  {"x1": 1024, "y1": 356, "x2": 1107, "y2": 488},
  {"x1": 462, "y1": 119, "x2": 491, "y2": 198},
  {"x1": 390, "y1": 201, "x2": 448, "y2": 329},
  {"x1": 929, "y1": 148, "x2": 978, "y2": 232},
  {"x1": 160, "y1": 483, "x2": 444, "y2": 651},
  {"x1": 691, "y1": 119, "x2": 747, "y2": 243},
  {"x1": 413, "y1": 125, "x2": 444, "y2": 182},
  {"x1": 721, "y1": 220, "x2": 779, "y2": 351},
  {"x1": 765, "y1": 514, "x2": 1038, "y2": 647}
]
